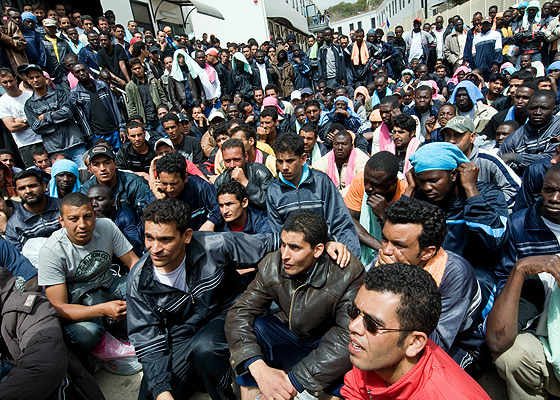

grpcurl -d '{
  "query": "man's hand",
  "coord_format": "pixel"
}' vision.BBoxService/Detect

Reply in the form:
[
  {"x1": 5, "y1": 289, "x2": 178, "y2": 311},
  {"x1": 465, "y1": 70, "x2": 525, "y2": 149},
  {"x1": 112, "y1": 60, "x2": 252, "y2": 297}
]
[
  {"x1": 366, "y1": 194, "x2": 388, "y2": 220},
  {"x1": 403, "y1": 168, "x2": 416, "y2": 197},
  {"x1": 101, "y1": 300, "x2": 127, "y2": 320},
  {"x1": 231, "y1": 167, "x2": 249, "y2": 187},
  {"x1": 156, "y1": 392, "x2": 174, "y2": 400},
  {"x1": 457, "y1": 162, "x2": 479, "y2": 198},
  {"x1": 334, "y1": 109, "x2": 349, "y2": 118},
  {"x1": 515, "y1": 255, "x2": 560, "y2": 283},
  {"x1": 38, "y1": 114, "x2": 44, "y2": 121},
  {"x1": 377, "y1": 247, "x2": 408, "y2": 265},
  {"x1": 120, "y1": 131, "x2": 127, "y2": 143},
  {"x1": 245, "y1": 115, "x2": 255, "y2": 124},
  {"x1": 425, "y1": 116, "x2": 437, "y2": 135},
  {"x1": 249, "y1": 360, "x2": 297, "y2": 400},
  {"x1": 499, "y1": 153, "x2": 516, "y2": 163},
  {"x1": 257, "y1": 126, "x2": 268, "y2": 141},
  {"x1": 325, "y1": 242, "x2": 351, "y2": 267}
]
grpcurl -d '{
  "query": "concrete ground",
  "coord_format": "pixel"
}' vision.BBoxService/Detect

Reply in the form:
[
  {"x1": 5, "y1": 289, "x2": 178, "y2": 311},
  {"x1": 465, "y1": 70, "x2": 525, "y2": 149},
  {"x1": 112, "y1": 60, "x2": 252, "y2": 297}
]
[{"x1": 95, "y1": 367, "x2": 508, "y2": 400}]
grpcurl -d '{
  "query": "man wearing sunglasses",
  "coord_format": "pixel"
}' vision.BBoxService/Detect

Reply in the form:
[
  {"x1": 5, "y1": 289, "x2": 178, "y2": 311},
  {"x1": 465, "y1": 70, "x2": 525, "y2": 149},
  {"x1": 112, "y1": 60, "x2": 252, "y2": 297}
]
[
  {"x1": 226, "y1": 210, "x2": 364, "y2": 400},
  {"x1": 341, "y1": 263, "x2": 490, "y2": 399}
]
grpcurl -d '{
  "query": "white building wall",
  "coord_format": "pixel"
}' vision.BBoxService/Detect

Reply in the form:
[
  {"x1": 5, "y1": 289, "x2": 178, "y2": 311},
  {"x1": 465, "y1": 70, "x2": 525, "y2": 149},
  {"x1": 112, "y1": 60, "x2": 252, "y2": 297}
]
[
  {"x1": 100, "y1": 0, "x2": 134, "y2": 25},
  {"x1": 187, "y1": 0, "x2": 270, "y2": 43}
]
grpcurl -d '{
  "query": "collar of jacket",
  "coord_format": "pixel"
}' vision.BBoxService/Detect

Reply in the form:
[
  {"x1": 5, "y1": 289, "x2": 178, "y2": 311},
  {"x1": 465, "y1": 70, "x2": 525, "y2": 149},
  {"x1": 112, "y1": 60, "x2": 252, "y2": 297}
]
[
  {"x1": 138, "y1": 238, "x2": 206, "y2": 294},
  {"x1": 30, "y1": 86, "x2": 56, "y2": 102},
  {"x1": 17, "y1": 196, "x2": 60, "y2": 223},
  {"x1": 279, "y1": 163, "x2": 311, "y2": 189},
  {"x1": 280, "y1": 253, "x2": 329, "y2": 289},
  {"x1": 526, "y1": 200, "x2": 556, "y2": 232}
]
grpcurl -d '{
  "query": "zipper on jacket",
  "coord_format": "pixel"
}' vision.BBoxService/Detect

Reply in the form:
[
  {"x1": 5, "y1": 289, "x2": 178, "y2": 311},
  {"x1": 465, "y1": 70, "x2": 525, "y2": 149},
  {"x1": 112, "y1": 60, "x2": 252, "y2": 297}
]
[{"x1": 288, "y1": 282, "x2": 307, "y2": 331}]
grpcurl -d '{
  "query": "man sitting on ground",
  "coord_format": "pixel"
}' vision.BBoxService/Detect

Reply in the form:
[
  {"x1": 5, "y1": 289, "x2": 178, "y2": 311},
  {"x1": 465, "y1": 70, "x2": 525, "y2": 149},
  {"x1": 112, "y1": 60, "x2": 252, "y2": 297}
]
[
  {"x1": 215, "y1": 181, "x2": 270, "y2": 234},
  {"x1": 38, "y1": 193, "x2": 139, "y2": 353},
  {"x1": 341, "y1": 263, "x2": 490, "y2": 399},
  {"x1": 116, "y1": 120, "x2": 156, "y2": 180},
  {"x1": 299, "y1": 122, "x2": 327, "y2": 166},
  {"x1": 378, "y1": 198, "x2": 485, "y2": 371},
  {"x1": 226, "y1": 211, "x2": 364, "y2": 400},
  {"x1": 344, "y1": 152, "x2": 408, "y2": 266},
  {"x1": 48, "y1": 159, "x2": 81, "y2": 199},
  {"x1": 214, "y1": 139, "x2": 272, "y2": 209}
]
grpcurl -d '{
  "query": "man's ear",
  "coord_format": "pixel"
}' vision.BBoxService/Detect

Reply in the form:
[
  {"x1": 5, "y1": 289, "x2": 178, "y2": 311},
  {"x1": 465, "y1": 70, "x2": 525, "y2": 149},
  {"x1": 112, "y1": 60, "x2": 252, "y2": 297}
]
[
  {"x1": 449, "y1": 169, "x2": 458, "y2": 183},
  {"x1": 183, "y1": 228, "x2": 193, "y2": 245},
  {"x1": 241, "y1": 197, "x2": 249, "y2": 209},
  {"x1": 58, "y1": 215, "x2": 64, "y2": 228},
  {"x1": 404, "y1": 331, "x2": 428, "y2": 359},
  {"x1": 301, "y1": 153, "x2": 308, "y2": 164},
  {"x1": 419, "y1": 245, "x2": 438, "y2": 264},
  {"x1": 313, "y1": 243, "x2": 325, "y2": 259}
]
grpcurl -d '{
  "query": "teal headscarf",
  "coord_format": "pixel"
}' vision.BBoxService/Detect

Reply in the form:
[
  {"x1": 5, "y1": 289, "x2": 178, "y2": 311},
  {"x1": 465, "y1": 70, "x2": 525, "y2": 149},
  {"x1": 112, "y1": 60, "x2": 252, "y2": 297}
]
[
  {"x1": 409, "y1": 142, "x2": 470, "y2": 173},
  {"x1": 48, "y1": 159, "x2": 81, "y2": 198}
]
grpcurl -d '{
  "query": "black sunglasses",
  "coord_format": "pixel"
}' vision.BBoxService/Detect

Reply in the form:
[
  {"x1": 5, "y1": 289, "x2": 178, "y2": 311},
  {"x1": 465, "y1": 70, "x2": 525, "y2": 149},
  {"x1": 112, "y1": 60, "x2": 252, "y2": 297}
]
[{"x1": 347, "y1": 303, "x2": 416, "y2": 335}]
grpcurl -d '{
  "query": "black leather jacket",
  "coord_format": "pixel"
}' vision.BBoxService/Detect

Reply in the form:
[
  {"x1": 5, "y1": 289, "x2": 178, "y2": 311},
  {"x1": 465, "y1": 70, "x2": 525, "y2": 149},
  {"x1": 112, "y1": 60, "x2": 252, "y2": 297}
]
[
  {"x1": 168, "y1": 74, "x2": 205, "y2": 111},
  {"x1": 225, "y1": 251, "x2": 364, "y2": 392},
  {"x1": 214, "y1": 162, "x2": 273, "y2": 209}
]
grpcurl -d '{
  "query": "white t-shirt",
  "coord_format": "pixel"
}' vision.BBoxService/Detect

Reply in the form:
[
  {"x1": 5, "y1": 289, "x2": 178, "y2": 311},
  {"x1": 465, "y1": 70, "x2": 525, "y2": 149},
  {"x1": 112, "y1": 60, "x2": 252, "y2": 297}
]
[
  {"x1": 543, "y1": 217, "x2": 560, "y2": 246},
  {"x1": 257, "y1": 63, "x2": 269, "y2": 90},
  {"x1": 153, "y1": 257, "x2": 187, "y2": 292},
  {"x1": 0, "y1": 91, "x2": 42, "y2": 148},
  {"x1": 409, "y1": 31, "x2": 423, "y2": 62}
]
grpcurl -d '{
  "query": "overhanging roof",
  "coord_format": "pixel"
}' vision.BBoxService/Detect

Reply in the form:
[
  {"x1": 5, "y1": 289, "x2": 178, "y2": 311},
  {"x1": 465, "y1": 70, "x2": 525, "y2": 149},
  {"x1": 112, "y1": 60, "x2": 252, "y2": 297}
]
[{"x1": 161, "y1": 0, "x2": 225, "y2": 20}]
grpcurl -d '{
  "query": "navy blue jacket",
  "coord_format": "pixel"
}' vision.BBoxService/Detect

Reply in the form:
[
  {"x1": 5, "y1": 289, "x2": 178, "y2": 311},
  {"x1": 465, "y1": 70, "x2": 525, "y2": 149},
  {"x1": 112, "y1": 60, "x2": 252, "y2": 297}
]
[
  {"x1": 411, "y1": 182, "x2": 508, "y2": 272},
  {"x1": 513, "y1": 157, "x2": 551, "y2": 212},
  {"x1": 21, "y1": 26, "x2": 46, "y2": 66},
  {"x1": 78, "y1": 45, "x2": 99, "y2": 73},
  {"x1": 114, "y1": 207, "x2": 144, "y2": 257},
  {"x1": 497, "y1": 201, "x2": 559, "y2": 292},
  {"x1": 266, "y1": 167, "x2": 360, "y2": 257},
  {"x1": 0, "y1": 238, "x2": 36, "y2": 280},
  {"x1": 176, "y1": 175, "x2": 222, "y2": 230},
  {"x1": 318, "y1": 44, "x2": 346, "y2": 83},
  {"x1": 214, "y1": 206, "x2": 271, "y2": 234}
]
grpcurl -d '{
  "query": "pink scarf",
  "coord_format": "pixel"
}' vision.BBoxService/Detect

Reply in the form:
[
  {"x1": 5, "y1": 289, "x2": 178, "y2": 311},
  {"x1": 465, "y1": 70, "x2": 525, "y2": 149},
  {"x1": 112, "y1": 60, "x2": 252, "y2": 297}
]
[
  {"x1": 449, "y1": 65, "x2": 471, "y2": 85},
  {"x1": 254, "y1": 149, "x2": 264, "y2": 164},
  {"x1": 327, "y1": 148, "x2": 357, "y2": 188},
  {"x1": 262, "y1": 96, "x2": 284, "y2": 115},
  {"x1": 204, "y1": 63, "x2": 216, "y2": 83},
  {"x1": 379, "y1": 123, "x2": 394, "y2": 153}
]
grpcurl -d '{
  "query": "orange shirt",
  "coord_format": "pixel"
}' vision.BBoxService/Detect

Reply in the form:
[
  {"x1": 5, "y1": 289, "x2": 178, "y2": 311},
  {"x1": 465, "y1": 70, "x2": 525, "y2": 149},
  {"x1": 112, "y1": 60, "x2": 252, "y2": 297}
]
[{"x1": 344, "y1": 171, "x2": 408, "y2": 212}]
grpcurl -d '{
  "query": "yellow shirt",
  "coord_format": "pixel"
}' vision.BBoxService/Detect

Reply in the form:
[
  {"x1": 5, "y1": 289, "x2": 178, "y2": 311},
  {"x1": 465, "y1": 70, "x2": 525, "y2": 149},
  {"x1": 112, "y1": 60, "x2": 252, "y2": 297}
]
[
  {"x1": 45, "y1": 36, "x2": 59, "y2": 61},
  {"x1": 214, "y1": 141, "x2": 277, "y2": 176}
]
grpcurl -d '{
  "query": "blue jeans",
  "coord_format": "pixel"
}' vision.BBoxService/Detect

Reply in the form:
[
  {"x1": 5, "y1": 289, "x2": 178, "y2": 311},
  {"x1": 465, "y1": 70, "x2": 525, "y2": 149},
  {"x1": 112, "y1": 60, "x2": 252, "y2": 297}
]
[
  {"x1": 63, "y1": 145, "x2": 87, "y2": 168},
  {"x1": 236, "y1": 315, "x2": 342, "y2": 395},
  {"x1": 0, "y1": 360, "x2": 13, "y2": 382},
  {"x1": 63, "y1": 274, "x2": 127, "y2": 353}
]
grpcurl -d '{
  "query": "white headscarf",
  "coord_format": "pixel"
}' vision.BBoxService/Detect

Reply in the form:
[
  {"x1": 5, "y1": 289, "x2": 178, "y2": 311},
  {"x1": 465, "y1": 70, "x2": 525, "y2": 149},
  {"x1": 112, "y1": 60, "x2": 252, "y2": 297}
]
[
  {"x1": 170, "y1": 49, "x2": 203, "y2": 82},
  {"x1": 231, "y1": 52, "x2": 252, "y2": 74}
]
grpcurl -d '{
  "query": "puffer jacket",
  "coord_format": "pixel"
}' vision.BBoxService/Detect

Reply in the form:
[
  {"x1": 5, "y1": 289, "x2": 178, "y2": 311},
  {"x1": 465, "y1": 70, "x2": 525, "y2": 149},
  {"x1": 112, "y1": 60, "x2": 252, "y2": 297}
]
[
  {"x1": 0, "y1": 268, "x2": 68, "y2": 399},
  {"x1": 127, "y1": 231, "x2": 281, "y2": 397},
  {"x1": 214, "y1": 162, "x2": 273, "y2": 209},
  {"x1": 226, "y1": 251, "x2": 364, "y2": 392}
]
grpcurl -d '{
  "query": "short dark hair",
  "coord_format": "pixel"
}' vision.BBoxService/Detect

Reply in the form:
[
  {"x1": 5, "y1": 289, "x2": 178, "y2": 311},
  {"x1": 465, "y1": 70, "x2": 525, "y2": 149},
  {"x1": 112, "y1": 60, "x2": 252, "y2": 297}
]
[
  {"x1": 510, "y1": 70, "x2": 534, "y2": 81},
  {"x1": 364, "y1": 263, "x2": 442, "y2": 343},
  {"x1": 156, "y1": 152, "x2": 186, "y2": 180},
  {"x1": 131, "y1": 41, "x2": 147, "y2": 57},
  {"x1": 273, "y1": 134, "x2": 305, "y2": 156},
  {"x1": 230, "y1": 123, "x2": 257, "y2": 145},
  {"x1": 488, "y1": 72, "x2": 505, "y2": 83},
  {"x1": 129, "y1": 57, "x2": 143, "y2": 68},
  {"x1": 217, "y1": 180, "x2": 248, "y2": 202},
  {"x1": 31, "y1": 145, "x2": 48, "y2": 157},
  {"x1": 365, "y1": 151, "x2": 399, "y2": 178},
  {"x1": 126, "y1": 120, "x2": 145, "y2": 132},
  {"x1": 531, "y1": 90, "x2": 556, "y2": 104},
  {"x1": 60, "y1": 192, "x2": 92, "y2": 214},
  {"x1": 380, "y1": 95, "x2": 400, "y2": 109},
  {"x1": 161, "y1": 112, "x2": 179, "y2": 126},
  {"x1": 299, "y1": 123, "x2": 317, "y2": 136},
  {"x1": 282, "y1": 210, "x2": 328, "y2": 248},
  {"x1": 305, "y1": 99, "x2": 321, "y2": 110},
  {"x1": 385, "y1": 198, "x2": 447, "y2": 249},
  {"x1": 81, "y1": 15, "x2": 94, "y2": 23},
  {"x1": 498, "y1": 120, "x2": 520, "y2": 131},
  {"x1": 0, "y1": 149, "x2": 13, "y2": 157},
  {"x1": 212, "y1": 122, "x2": 230, "y2": 140},
  {"x1": 264, "y1": 83, "x2": 280, "y2": 94},
  {"x1": 222, "y1": 138, "x2": 246, "y2": 155},
  {"x1": 143, "y1": 198, "x2": 191, "y2": 233},
  {"x1": 14, "y1": 169, "x2": 42, "y2": 186},
  {"x1": 391, "y1": 113, "x2": 417, "y2": 133},
  {"x1": 260, "y1": 107, "x2": 278, "y2": 122}
]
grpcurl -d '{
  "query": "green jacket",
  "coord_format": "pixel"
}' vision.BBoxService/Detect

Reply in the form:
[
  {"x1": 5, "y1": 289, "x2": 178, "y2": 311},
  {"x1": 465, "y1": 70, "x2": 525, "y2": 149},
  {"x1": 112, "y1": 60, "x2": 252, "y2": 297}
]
[{"x1": 125, "y1": 75, "x2": 169, "y2": 123}]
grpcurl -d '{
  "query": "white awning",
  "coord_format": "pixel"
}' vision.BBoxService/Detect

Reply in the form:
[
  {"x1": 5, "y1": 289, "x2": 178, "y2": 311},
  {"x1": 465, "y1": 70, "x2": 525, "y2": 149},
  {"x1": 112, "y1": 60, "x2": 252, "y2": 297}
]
[{"x1": 186, "y1": 0, "x2": 225, "y2": 20}]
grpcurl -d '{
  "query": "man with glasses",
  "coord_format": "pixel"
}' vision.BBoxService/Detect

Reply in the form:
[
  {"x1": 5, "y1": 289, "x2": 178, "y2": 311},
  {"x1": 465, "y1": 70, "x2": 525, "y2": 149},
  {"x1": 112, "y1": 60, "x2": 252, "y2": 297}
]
[
  {"x1": 226, "y1": 210, "x2": 363, "y2": 400},
  {"x1": 341, "y1": 263, "x2": 490, "y2": 399}
]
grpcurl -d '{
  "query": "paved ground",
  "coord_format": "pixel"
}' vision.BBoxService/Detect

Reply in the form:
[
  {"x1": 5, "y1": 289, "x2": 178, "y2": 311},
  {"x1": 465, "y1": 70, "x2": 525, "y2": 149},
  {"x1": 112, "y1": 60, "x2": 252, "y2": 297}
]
[{"x1": 95, "y1": 366, "x2": 508, "y2": 400}]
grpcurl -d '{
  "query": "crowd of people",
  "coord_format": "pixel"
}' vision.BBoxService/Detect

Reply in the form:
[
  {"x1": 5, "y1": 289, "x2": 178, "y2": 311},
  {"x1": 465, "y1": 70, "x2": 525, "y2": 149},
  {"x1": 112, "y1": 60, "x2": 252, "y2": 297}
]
[{"x1": 2, "y1": 1, "x2": 560, "y2": 400}]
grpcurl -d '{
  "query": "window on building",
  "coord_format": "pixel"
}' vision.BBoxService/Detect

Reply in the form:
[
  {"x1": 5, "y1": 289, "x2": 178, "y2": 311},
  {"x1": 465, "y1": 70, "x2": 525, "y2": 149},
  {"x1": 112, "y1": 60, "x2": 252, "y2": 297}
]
[
  {"x1": 130, "y1": 1, "x2": 153, "y2": 33},
  {"x1": 350, "y1": 23, "x2": 354, "y2": 30},
  {"x1": 338, "y1": 26, "x2": 342, "y2": 34},
  {"x1": 371, "y1": 17, "x2": 375, "y2": 28},
  {"x1": 357, "y1": 21, "x2": 362, "y2": 29}
]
